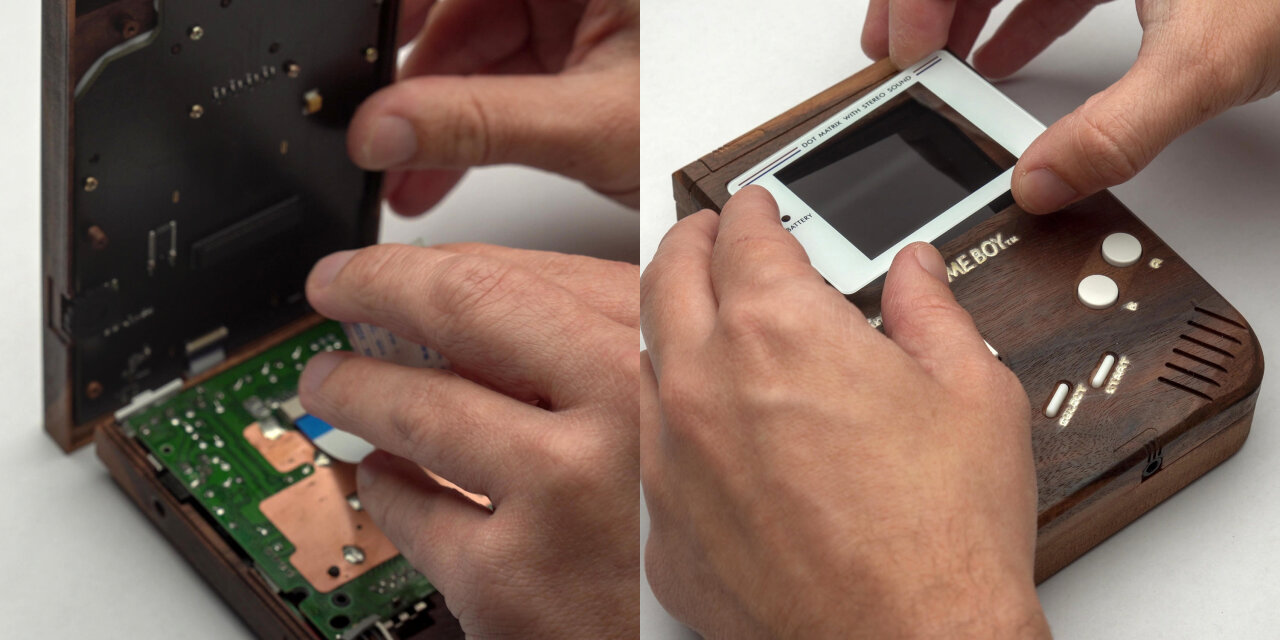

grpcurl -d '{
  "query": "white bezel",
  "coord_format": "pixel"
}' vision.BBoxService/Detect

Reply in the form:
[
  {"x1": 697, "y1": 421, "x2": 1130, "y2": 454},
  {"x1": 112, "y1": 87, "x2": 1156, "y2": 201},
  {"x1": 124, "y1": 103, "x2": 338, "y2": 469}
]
[{"x1": 728, "y1": 50, "x2": 1045, "y2": 294}]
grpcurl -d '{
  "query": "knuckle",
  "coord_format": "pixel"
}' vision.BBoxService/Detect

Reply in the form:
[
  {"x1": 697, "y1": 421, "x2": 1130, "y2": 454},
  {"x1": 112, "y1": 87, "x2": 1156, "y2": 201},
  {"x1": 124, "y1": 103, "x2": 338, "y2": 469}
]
[
  {"x1": 1072, "y1": 107, "x2": 1147, "y2": 185},
  {"x1": 718, "y1": 295, "x2": 803, "y2": 344},
  {"x1": 387, "y1": 379, "x2": 449, "y2": 461},
  {"x1": 892, "y1": 293, "x2": 968, "y2": 336},
  {"x1": 430, "y1": 253, "x2": 526, "y2": 319},
  {"x1": 343, "y1": 244, "x2": 421, "y2": 313},
  {"x1": 538, "y1": 434, "x2": 613, "y2": 499},
  {"x1": 434, "y1": 85, "x2": 493, "y2": 167},
  {"x1": 600, "y1": 341, "x2": 646, "y2": 391}
]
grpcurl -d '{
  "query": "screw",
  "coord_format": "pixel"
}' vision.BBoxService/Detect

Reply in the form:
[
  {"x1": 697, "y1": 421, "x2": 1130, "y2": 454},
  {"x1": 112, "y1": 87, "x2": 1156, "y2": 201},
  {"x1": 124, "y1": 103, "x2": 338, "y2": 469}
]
[
  {"x1": 84, "y1": 177, "x2": 99, "y2": 192},
  {"x1": 190, "y1": 104, "x2": 204, "y2": 119},
  {"x1": 189, "y1": 26, "x2": 204, "y2": 40},
  {"x1": 118, "y1": 18, "x2": 141, "y2": 39},
  {"x1": 342, "y1": 545, "x2": 366, "y2": 565},
  {"x1": 86, "y1": 381, "x2": 104, "y2": 400},
  {"x1": 87, "y1": 226, "x2": 109, "y2": 250},
  {"x1": 364, "y1": 47, "x2": 379, "y2": 63},
  {"x1": 284, "y1": 61, "x2": 301, "y2": 78}
]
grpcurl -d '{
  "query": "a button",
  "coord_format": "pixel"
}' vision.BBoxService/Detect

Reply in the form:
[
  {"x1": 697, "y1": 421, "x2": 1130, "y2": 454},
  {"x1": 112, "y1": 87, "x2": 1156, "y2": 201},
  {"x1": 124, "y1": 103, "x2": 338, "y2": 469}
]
[
  {"x1": 1102, "y1": 233, "x2": 1142, "y2": 267},
  {"x1": 1078, "y1": 274, "x2": 1119, "y2": 309},
  {"x1": 1045, "y1": 382, "x2": 1071, "y2": 418},
  {"x1": 1091, "y1": 353, "x2": 1117, "y2": 388}
]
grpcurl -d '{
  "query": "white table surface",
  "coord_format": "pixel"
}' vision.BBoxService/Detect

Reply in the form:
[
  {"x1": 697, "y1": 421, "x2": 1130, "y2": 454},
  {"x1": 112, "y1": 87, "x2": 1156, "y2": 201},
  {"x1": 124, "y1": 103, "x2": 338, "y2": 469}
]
[
  {"x1": 0, "y1": 4, "x2": 636, "y2": 637},
  {"x1": 641, "y1": 0, "x2": 1280, "y2": 638}
]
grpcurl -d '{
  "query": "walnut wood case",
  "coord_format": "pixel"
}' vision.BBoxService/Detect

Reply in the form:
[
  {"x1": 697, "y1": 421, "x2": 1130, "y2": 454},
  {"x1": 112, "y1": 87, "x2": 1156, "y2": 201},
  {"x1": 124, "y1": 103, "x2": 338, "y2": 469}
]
[
  {"x1": 44, "y1": 1, "x2": 464, "y2": 637},
  {"x1": 673, "y1": 59, "x2": 1264, "y2": 583}
]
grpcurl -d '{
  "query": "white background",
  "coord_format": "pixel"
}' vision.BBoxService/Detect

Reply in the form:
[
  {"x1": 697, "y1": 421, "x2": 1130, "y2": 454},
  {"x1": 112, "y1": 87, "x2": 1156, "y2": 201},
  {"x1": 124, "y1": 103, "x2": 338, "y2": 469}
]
[
  {"x1": 0, "y1": 3, "x2": 636, "y2": 637},
  {"x1": 641, "y1": 0, "x2": 1280, "y2": 638}
]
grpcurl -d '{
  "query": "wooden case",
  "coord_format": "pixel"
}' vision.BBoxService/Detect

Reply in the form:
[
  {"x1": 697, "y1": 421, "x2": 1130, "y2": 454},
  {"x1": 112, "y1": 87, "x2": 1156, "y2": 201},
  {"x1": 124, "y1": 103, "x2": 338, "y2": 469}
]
[
  {"x1": 673, "y1": 59, "x2": 1264, "y2": 583},
  {"x1": 43, "y1": 1, "x2": 466, "y2": 637}
]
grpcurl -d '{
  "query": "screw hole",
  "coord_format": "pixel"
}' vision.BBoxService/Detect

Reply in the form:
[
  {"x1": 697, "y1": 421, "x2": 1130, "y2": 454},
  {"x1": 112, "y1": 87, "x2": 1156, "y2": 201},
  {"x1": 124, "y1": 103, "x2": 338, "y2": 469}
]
[
  {"x1": 1142, "y1": 454, "x2": 1163, "y2": 479},
  {"x1": 332, "y1": 593, "x2": 351, "y2": 607},
  {"x1": 330, "y1": 615, "x2": 350, "y2": 629},
  {"x1": 269, "y1": 42, "x2": 281, "y2": 54}
]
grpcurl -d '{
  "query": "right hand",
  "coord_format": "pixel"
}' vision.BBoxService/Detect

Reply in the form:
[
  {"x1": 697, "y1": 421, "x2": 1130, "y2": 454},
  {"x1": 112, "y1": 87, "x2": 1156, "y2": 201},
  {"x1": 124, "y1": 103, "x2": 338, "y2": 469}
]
[
  {"x1": 300, "y1": 243, "x2": 640, "y2": 638},
  {"x1": 861, "y1": 0, "x2": 1280, "y2": 213},
  {"x1": 350, "y1": 0, "x2": 640, "y2": 215}
]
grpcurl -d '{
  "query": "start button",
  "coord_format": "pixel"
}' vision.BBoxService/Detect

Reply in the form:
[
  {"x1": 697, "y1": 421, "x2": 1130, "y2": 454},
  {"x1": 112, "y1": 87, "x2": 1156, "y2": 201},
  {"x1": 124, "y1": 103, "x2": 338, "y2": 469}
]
[{"x1": 1102, "y1": 232, "x2": 1142, "y2": 267}]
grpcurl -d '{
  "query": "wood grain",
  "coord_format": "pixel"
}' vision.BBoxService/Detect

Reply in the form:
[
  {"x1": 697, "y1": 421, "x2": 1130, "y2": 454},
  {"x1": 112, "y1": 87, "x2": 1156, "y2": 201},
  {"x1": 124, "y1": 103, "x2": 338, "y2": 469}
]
[
  {"x1": 672, "y1": 59, "x2": 1265, "y2": 582},
  {"x1": 43, "y1": 0, "x2": 76, "y2": 451}
]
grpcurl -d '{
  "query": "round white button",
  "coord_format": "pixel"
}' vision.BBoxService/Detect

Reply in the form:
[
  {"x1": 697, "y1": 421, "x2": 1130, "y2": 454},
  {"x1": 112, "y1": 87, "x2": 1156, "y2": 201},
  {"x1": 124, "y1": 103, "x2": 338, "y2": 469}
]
[
  {"x1": 1078, "y1": 274, "x2": 1119, "y2": 309},
  {"x1": 1101, "y1": 232, "x2": 1142, "y2": 267}
]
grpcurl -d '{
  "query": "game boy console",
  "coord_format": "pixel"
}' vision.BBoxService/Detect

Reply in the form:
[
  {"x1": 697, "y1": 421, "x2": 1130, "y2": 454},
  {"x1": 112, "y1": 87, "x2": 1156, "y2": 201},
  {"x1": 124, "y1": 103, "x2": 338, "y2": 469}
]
[
  {"x1": 42, "y1": 1, "x2": 464, "y2": 637},
  {"x1": 673, "y1": 51, "x2": 1264, "y2": 581}
]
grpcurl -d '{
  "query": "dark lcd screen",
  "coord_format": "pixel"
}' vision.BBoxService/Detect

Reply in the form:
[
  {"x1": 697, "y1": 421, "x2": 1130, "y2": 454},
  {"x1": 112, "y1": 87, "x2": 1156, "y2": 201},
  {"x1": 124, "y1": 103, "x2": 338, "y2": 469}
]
[{"x1": 776, "y1": 86, "x2": 1015, "y2": 259}]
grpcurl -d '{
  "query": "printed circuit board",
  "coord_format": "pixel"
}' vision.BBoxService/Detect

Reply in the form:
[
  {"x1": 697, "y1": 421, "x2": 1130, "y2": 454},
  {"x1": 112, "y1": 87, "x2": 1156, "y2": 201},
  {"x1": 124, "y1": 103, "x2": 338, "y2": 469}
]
[{"x1": 120, "y1": 321, "x2": 435, "y2": 639}]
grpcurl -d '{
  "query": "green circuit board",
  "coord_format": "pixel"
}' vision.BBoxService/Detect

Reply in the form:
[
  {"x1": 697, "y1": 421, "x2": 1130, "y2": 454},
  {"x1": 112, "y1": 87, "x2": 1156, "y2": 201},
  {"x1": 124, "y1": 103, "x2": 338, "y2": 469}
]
[{"x1": 119, "y1": 321, "x2": 435, "y2": 638}]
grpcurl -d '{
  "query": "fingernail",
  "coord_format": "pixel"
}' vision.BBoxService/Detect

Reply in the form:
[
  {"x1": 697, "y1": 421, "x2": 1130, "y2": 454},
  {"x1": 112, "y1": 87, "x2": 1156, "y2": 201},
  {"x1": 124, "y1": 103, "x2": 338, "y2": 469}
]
[
  {"x1": 362, "y1": 116, "x2": 418, "y2": 169},
  {"x1": 1019, "y1": 168, "x2": 1077, "y2": 213},
  {"x1": 310, "y1": 250, "x2": 358, "y2": 289},
  {"x1": 357, "y1": 459, "x2": 378, "y2": 491},
  {"x1": 299, "y1": 351, "x2": 349, "y2": 397},
  {"x1": 912, "y1": 243, "x2": 948, "y2": 283}
]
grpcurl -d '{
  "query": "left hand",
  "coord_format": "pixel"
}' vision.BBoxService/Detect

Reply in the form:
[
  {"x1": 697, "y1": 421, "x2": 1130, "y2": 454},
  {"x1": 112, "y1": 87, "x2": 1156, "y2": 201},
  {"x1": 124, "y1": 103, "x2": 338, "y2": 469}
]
[{"x1": 298, "y1": 243, "x2": 640, "y2": 638}]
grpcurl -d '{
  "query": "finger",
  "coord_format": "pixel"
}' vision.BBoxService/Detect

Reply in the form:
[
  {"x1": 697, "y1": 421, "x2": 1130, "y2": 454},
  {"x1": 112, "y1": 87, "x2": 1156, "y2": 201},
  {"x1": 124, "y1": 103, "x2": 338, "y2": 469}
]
[
  {"x1": 300, "y1": 351, "x2": 550, "y2": 498},
  {"x1": 972, "y1": 0, "x2": 1106, "y2": 80},
  {"x1": 881, "y1": 243, "x2": 993, "y2": 375},
  {"x1": 434, "y1": 243, "x2": 639, "y2": 329},
  {"x1": 383, "y1": 169, "x2": 467, "y2": 217},
  {"x1": 307, "y1": 244, "x2": 628, "y2": 406},
  {"x1": 862, "y1": 0, "x2": 891, "y2": 60},
  {"x1": 709, "y1": 186, "x2": 823, "y2": 304},
  {"x1": 947, "y1": 0, "x2": 1002, "y2": 60},
  {"x1": 358, "y1": 451, "x2": 492, "y2": 595},
  {"x1": 403, "y1": 0, "x2": 581, "y2": 77},
  {"x1": 887, "y1": 0, "x2": 958, "y2": 68},
  {"x1": 640, "y1": 212, "x2": 719, "y2": 375},
  {"x1": 1009, "y1": 51, "x2": 1228, "y2": 214},
  {"x1": 398, "y1": 0, "x2": 439, "y2": 48},
  {"x1": 346, "y1": 72, "x2": 638, "y2": 198}
]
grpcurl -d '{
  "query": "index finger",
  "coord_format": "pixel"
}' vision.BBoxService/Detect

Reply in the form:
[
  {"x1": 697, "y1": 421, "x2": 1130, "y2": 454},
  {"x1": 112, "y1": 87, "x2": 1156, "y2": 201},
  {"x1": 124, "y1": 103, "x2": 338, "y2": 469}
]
[
  {"x1": 709, "y1": 186, "x2": 823, "y2": 304},
  {"x1": 887, "y1": 0, "x2": 957, "y2": 67},
  {"x1": 307, "y1": 244, "x2": 629, "y2": 407},
  {"x1": 640, "y1": 211, "x2": 719, "y2": 376}
]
